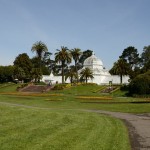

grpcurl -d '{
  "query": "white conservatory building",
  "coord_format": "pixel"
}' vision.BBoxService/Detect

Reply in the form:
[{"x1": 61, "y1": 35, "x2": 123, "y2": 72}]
[{"x1": 41, "y1": 53, "x2": 129, "y2": 85}]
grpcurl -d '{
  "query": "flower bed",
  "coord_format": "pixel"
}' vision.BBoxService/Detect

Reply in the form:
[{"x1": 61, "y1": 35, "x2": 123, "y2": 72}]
[
  {"x1": 17, "y1": 83, "x2": 28, "y2": 91},
  {"x1": 52, "y1": 83, "x2": 72, "y2": 90},
  {"x1": 76, "y1": 96, "x2": 113, "y2": 100},
  {"x1": 0, "y1": 92, "x2": 64, "y2": 97},
  {"x1": 45, "y1": 98, "x2": 63, "y2": 101}
]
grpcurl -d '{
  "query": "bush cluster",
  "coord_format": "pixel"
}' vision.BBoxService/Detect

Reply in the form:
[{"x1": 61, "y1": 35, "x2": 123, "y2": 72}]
[
  {"x1": 82, "y1": 83, "x2": 97, "y2": 86},
  {"x1": 34, "y1": 82, "x2": 46, "y2": 85},
  {"x1": 129, "y1": 71, "x2": 150, "y2": 95},
  {"x1": 76, "y1": 96, "x2": 112, "y2": 100},
  {"x1": 120, "y1": 84, "x2": 129, "y2": 91},
  {"x1": 52, "y1": 84, "x2": 71, "y2": 90},
  {"x1": 17, "y1": 83, "x2": 28, "y2": 91}
]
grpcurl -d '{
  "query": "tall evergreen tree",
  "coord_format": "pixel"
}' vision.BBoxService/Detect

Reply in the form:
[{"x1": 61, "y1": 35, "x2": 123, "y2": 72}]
[
  {"x1": 120, "y1": 46, "x2": 140, "y2": 69},
  {"x1": 119, "y1": 46, "x2": 140, "y2": 79},
  {"x1": 141, "y1": 45, "x2": 150, "y2": 72}
]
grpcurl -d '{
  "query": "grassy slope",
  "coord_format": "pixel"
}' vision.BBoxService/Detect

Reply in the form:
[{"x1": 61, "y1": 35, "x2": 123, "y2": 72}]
[
  {"x1": 0, "y1": 83, "x2": 19, "y2": 92},
  {"x1": 0, "y1": 104, "x2": 130, "y2": 150},
  {"x1": 0, "y1": 84, "x2": 149, "y2": 113}
]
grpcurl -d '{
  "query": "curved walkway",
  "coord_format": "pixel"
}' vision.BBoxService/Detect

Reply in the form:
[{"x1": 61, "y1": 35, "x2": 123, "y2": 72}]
[
  {"x1": 87, "y1": 110, "x2": 150, "y2": 150},
  {"x1": 0, "y1": 102, "x2": 150, "y2": 150}
]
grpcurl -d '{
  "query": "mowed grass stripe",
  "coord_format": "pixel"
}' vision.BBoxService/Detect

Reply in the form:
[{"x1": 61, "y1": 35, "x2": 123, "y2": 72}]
[{"x1": 0, "y1": 104, "x2": 130, "y2": 150}]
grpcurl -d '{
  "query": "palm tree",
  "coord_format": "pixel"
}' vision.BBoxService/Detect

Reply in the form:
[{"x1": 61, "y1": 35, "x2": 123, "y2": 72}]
[
  {"x1": 70, "y1": 48, "x2": 82, "y2": 82},
  {"x1": 65, "y1": 66, "x2": 78, "y2": 85},
  {"x1": 109, "y1": 58, "x2": 130, "y2": 84},
  {"x1": 80, "y1": 67, "x2": 93, "y2": 84},
  {"x1": 31, "y1": 41, "x2": 48, "y2": 70},
  {"x1": 55, "y1": 46, "x2": 72, "y2": 83}
]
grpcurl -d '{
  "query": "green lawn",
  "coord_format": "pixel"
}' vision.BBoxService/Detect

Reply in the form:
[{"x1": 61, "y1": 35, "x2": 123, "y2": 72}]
[
  {"x1": 0, "y1": 84, "x2": 149, "y2": 113},
  {"x1": 0, "y1": 104, "x2": 130, "y2": 150},
  {"x1": 0, "y1": 94, "x2": 149, "y2": 113},
  {"x1": 0, "y1": 83, "x2": 19, "y2": 92},
  {"x1": 0, "y1": 83, "x2": 149, "y2": 149}
]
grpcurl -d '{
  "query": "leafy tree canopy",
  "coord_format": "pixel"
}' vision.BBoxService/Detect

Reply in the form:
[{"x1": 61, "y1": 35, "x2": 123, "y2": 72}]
[
  {"x1": 13, "y1": 53, "x2": 32, "y2": 79},
  {"x1": 43, "y1": 52, "x2": 52, "y2": 66},
  {"x1": 129, "y1": 70, "x2": 150, "y2": 95},
  {"x1": 119, "y1": 46, "x2": 140, "y2": 70},
  {"x1": 79, "y1": 50, "x2": 93, "y2": 67},
  {"x1": 0, "y1": 66, "x2": 14, "y2": 83},
  {"x1": 141, "y1": 45, "x2": 150, "y2": 72},
  {"x1": 13, "y1": 66, "x2": 26, "y2": 81},
  {"x1": 31, "y1": 68, "x2": 42, "y2": 83}
]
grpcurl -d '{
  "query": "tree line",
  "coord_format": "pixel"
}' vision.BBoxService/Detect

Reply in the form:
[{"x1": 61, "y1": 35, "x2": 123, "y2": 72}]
[
  {"x1": 0, "y1": 41, "x2": 93, "y2": 83},
  {"x1": 0, "y1": 41, "x2": 149, "y2": 90},
  {"x1": 110, "y1": 46, "x2": 150, "y2": 95},
  {"x1": 110, "y1": 46, "x2": 150, "y2": 83}
]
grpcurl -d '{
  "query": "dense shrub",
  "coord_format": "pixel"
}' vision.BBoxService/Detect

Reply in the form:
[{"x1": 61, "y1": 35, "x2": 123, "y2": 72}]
[
  {"x1": 17, "y1": 83, "x2": 28, "y2": 91},
  {"x1": 82, "y1": 83, "x2": 97, "y2": 86},
  {"x1": 52, "y1": 84, "x2": 67, "y2": 90},
  {"x1": 34, "y1": 82, "x2": 46, "y2": 85},
  {"x1": 52, "y1": 83, "x2": 73, "y2": 90},
  {"x1": 129, "y1": 71, "x2": 150, "y2": 95},
  {"x1": 120, "y1": 84, "x2": 129, "y2": 91}
]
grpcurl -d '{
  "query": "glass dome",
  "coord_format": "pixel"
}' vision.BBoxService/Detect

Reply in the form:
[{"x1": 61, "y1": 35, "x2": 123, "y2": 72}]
[{"x1": 83, "y1": 53, "x2": 103, "y2": 67}]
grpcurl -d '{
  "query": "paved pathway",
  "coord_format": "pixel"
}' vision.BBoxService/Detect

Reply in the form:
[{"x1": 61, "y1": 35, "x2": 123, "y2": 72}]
[
  {"x1": 88, "y1": 110, "x2": 150, "y2": 150},
  {"x1": 0, "y1": 102, "x2": 150, "y2": 150}
]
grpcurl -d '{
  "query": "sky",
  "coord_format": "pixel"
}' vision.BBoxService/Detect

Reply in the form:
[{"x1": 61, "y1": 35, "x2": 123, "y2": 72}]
[{"x1": 0, "y1": 0, "x2": 150, "y2": 69}]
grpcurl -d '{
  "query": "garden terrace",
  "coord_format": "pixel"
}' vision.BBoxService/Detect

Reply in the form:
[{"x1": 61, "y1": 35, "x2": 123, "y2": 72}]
[{"x1": 19, "y1": 85, "x2": 52, "y2": 93}]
